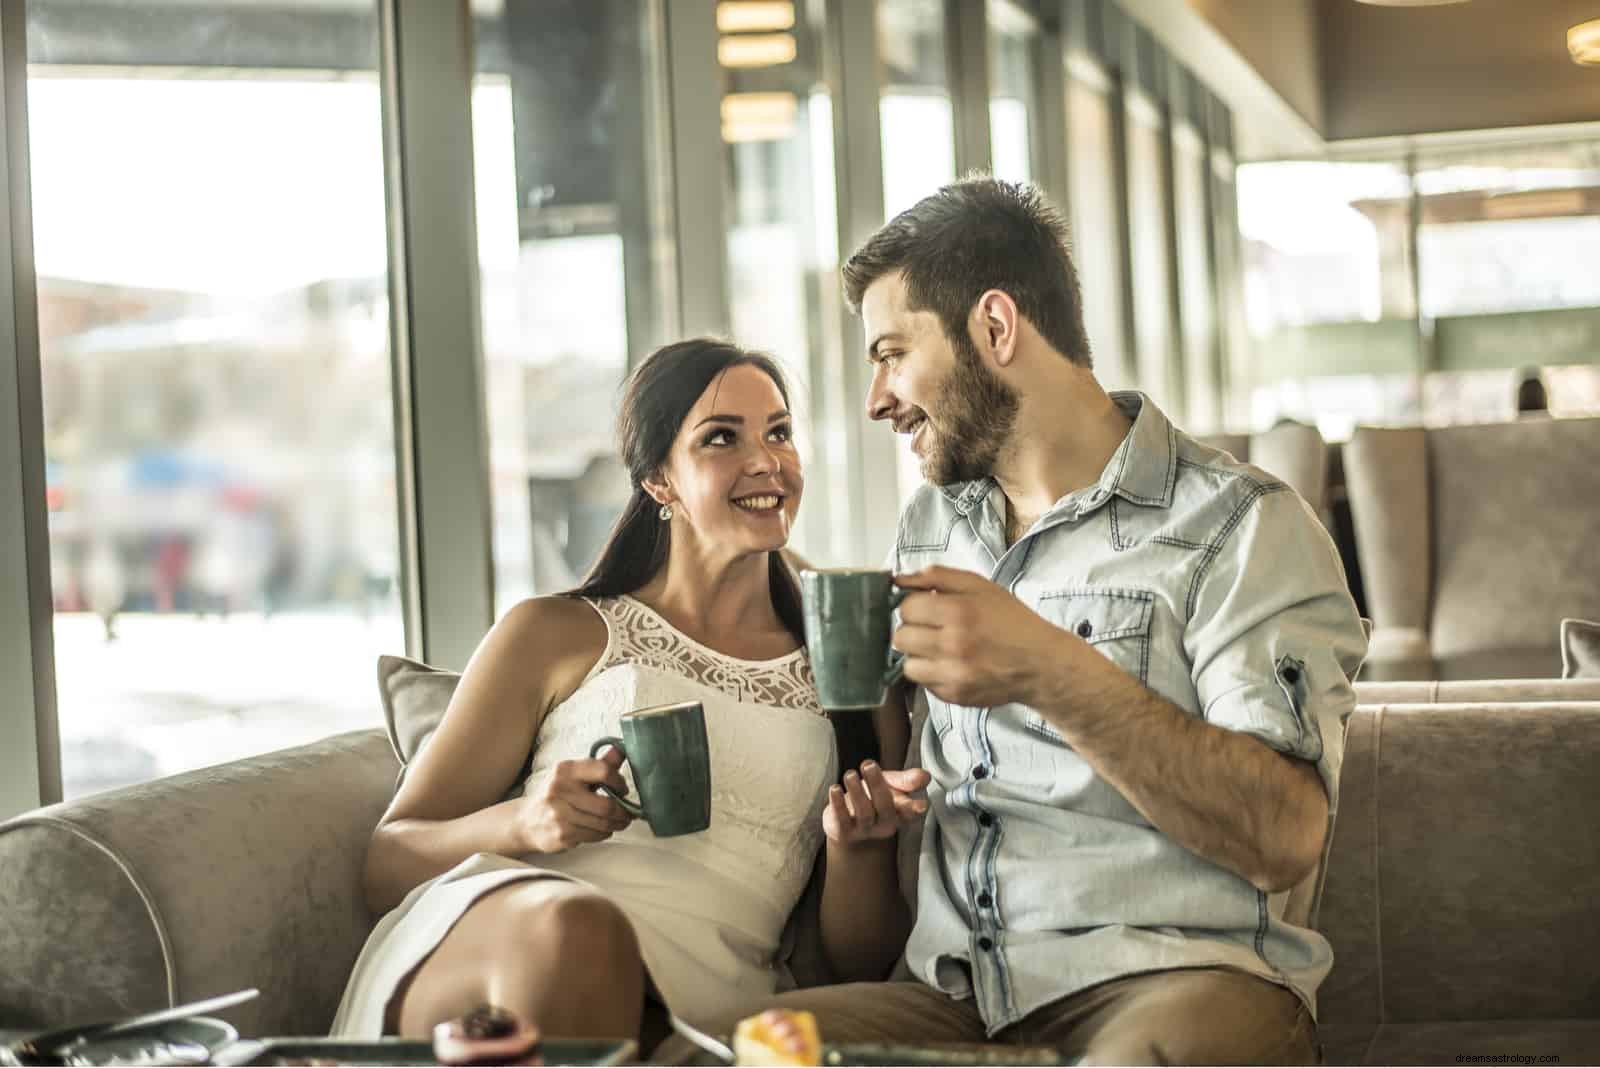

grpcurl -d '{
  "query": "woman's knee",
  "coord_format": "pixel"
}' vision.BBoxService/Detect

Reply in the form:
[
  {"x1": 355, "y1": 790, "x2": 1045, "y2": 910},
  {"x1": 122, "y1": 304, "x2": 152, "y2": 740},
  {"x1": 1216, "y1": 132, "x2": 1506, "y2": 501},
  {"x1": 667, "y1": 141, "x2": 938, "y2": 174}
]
[{"x1": 511, "y1": 887, "x2": 642, "y2": 972}]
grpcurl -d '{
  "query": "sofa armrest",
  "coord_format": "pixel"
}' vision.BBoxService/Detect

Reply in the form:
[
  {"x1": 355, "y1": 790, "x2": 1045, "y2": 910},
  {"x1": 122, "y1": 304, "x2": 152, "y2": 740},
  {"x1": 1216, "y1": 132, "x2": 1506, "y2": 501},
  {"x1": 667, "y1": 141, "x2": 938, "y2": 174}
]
[{"x1": 0, "y1": 729, "x2": 396, "y2": 1037}]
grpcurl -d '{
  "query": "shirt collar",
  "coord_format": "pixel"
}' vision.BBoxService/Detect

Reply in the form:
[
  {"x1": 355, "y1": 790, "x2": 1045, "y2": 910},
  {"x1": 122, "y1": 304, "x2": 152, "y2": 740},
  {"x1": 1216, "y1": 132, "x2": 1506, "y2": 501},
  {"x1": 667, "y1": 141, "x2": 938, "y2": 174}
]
[
  {"x1": 935, "y1": 390, "x2": 1177, "y2": 515},
  {"x1": 1102, "y1": 391, "x2": 1177, "y2": 508}
]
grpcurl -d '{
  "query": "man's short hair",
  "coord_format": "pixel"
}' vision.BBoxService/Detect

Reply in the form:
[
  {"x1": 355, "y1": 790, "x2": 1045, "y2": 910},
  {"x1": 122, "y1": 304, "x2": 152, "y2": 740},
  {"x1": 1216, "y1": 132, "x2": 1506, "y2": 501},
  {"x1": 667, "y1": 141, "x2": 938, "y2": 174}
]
[{"x1": 842, "y1": 176, "x2": 1092, "y2": 368}]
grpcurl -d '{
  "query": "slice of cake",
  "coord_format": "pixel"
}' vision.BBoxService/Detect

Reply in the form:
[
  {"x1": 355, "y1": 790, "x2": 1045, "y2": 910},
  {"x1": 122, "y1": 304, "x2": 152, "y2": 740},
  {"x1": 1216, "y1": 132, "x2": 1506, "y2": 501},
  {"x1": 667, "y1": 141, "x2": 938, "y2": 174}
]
[{"x1": 732, "y1": 1008, "x2": 822, "y2": 1067}]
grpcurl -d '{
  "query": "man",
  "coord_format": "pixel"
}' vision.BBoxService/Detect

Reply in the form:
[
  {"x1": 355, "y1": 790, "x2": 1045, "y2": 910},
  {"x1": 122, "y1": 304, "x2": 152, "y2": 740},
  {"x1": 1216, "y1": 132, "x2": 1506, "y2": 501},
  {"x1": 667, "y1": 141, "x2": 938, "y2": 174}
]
[{"x1": 669, "y1": 177, "x2": 1367, "y2": 1065}]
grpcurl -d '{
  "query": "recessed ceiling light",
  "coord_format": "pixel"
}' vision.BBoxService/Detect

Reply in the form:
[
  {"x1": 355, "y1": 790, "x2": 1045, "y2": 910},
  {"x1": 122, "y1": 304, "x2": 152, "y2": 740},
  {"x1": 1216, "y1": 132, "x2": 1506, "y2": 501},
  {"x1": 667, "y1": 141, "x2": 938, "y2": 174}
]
[{"x1": 1571, "y1": 19, "x2": 1600, "y2": 65}]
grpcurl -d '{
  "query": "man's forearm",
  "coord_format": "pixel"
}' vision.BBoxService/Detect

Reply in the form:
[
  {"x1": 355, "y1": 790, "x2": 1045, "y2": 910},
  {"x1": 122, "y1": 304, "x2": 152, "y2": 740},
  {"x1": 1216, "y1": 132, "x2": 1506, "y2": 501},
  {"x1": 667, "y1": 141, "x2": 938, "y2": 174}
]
[
  {"x1": 1029, "y1": 645, "x2": 1327, "y2": 893},
  {"x1": 819, "y1": 838, "x2": 910, "y2": 982}
]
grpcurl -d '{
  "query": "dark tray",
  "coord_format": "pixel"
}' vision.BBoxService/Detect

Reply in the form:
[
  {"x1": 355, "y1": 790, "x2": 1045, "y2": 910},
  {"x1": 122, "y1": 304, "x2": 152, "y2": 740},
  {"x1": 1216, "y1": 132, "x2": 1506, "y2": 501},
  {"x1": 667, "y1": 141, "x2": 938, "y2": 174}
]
[{"x1": 211, "y1": 1037, "x2": 634, "y2": 1067}]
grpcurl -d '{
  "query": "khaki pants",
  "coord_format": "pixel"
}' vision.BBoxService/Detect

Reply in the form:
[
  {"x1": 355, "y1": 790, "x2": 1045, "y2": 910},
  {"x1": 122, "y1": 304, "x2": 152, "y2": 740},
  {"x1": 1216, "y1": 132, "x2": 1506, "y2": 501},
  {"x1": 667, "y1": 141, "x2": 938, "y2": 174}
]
[{"x1": 652, "y1": 966, "x2": 1317, "y2": 1066}]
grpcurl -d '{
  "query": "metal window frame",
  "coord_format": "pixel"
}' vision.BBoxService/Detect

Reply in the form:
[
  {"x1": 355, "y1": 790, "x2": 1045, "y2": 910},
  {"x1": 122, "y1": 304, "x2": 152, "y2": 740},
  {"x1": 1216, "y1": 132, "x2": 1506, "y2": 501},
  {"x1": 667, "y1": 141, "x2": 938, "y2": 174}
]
[
  {"x1": 0, "y1": 0, "x2": 60, "y2": 818},
  {"x1": 378, "y1": 0, "x2": 494, "y2": 670},
  {"x1": 663, "y1": 0, "x2": 730, "y2": 340},
  {"x1": 827, "y1": 0, "x2": 898, "y2": 566},
  {"x1": 947, "y1": 0, "x2": 993, "y2": 176}
]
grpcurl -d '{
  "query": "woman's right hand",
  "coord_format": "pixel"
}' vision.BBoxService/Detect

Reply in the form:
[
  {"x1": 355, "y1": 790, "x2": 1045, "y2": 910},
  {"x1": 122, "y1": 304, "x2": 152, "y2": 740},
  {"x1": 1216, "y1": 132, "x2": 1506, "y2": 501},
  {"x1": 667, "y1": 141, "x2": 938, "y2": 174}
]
[
  {"x1": 824, "y1": 760, "x2": 931, "y2": 850},
  {"x1": 515, "y1": 746, "x2": 635, "y2": 854}
]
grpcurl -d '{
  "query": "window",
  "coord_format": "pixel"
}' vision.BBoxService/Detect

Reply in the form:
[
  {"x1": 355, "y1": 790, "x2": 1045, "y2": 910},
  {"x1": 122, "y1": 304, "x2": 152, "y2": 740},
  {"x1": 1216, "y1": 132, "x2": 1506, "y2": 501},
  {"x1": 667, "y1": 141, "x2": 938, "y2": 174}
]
[
  {"x1": 1065, "y1": 68, "x2": 1130, "y2": 391},
  {"x1": 470, "y1": 1, "x2": 676, "y2": 608},
  {"x1": 878, "y1": 0, "x2": 957, "y2": 219},
  {"x1": 987, "y1": 0, "x2": 1039, "y2": 185},
  {"x1": 877, "y1": 0, "x2": 957, "y2": 500},
  {"x1": 1124, "y1": 91, "x2": 1179, "y2": 418},
  {"x1": 719, "y1": 0, "x2": 843, "y2": 562},
  {"x1": 27, "y1": 1, "x2": 402, "y2": 798},
  {"x1": 1172, "y1": 119, "x2": 1219, "y2": 431},
  {"x1": 1240, "y1": 136, "x2": 1600, "y2": 433}
]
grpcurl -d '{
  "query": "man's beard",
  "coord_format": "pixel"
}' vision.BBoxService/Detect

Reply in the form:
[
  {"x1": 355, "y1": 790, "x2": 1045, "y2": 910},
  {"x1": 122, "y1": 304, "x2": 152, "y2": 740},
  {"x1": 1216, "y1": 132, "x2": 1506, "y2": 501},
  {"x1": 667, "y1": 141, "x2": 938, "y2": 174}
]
[{"x1": 920, "y1": 331, "x2": 1020, "y2": 486}]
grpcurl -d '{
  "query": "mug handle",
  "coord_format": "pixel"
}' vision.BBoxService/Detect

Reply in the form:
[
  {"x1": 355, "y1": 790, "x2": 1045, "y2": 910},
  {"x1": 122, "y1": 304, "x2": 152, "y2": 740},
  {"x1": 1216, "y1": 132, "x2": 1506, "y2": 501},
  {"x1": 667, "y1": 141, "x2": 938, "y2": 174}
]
[
  {"x1": 883, "y1": 586, "x2": 909, "y2": 688},
  {"x1": 588, "y1": 737, "x2": 644, "y2": 818}
]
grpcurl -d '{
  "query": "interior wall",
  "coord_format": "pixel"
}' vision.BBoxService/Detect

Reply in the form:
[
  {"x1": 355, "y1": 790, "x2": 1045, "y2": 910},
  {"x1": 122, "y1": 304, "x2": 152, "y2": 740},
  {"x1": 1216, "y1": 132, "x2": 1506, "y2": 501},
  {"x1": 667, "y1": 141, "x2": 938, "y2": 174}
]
[
  {"x1": 1320, "y1": 0, "x2": 1600, "y2": 142},
  {"x1": 1184, "y1": 0, "x2": 1324, "y2": 133}
]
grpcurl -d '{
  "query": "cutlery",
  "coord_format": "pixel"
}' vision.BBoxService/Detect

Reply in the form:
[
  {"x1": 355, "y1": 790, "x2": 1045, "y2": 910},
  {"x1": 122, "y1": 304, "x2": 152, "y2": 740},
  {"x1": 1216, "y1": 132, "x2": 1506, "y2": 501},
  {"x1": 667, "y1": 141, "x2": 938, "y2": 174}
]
[
  {"x1": 8, "y1": 988, "x2": 259, "y2": 1065},
  {"x1": 667, "y1": 1012, "x2": 735, "y2": 1065}
]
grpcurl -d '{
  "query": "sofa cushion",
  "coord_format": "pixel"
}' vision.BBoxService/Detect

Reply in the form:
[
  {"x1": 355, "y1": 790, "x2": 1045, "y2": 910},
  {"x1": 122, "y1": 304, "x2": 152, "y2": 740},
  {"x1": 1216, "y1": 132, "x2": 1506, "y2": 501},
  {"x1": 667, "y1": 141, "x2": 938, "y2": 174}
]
[
  {"x1": 377, "y1": 654, "x2": 459, "y2": 767},
  {"x1": 1318, "y1": 702, "x2": 1600, "y2": 1048},
  {"x1": 1562, "y1": 618, "x2": 1600, "y2": 678},
  {"x1": 1325, "y1": 1018, "x2": 1600, "y2": 1066}
]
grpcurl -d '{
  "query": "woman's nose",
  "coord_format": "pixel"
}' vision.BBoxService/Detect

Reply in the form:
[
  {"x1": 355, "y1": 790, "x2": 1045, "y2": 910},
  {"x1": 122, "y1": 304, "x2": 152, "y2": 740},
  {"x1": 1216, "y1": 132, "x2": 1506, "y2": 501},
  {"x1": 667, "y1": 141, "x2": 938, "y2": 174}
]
[{"x1": 746, "y1": 440, "x2": 780, "y2": 475}]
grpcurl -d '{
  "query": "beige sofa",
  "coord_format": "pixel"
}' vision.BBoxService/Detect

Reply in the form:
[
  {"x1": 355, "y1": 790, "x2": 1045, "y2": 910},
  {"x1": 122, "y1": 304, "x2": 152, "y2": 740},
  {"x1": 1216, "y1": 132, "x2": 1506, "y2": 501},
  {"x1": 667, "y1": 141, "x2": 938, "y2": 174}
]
[
  {"x1": 4, "y1": 702, "x2": 1600, "y2": 1064},
  {"x1": 1343, "y1": 417, "x2": 1600, "y2": 681}
]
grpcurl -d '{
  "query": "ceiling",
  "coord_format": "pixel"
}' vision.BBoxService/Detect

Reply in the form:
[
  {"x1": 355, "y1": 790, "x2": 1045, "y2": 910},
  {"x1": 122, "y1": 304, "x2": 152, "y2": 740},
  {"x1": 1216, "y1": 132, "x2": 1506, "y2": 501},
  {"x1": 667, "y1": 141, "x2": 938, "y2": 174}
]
[{"x1": 1318, "y1": 0, "x2": 1600, "y2": 142}]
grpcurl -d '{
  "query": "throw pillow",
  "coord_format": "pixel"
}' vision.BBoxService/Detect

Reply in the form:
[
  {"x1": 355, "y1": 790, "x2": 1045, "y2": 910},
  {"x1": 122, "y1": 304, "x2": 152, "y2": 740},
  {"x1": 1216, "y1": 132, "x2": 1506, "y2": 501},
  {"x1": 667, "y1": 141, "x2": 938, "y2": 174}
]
[
  {"x1": 377, "y1": 654, "x2": 460, "y2": 766},
  {"x1": 1561, "y1": 618, "x2": 1600, "y2": 679}
]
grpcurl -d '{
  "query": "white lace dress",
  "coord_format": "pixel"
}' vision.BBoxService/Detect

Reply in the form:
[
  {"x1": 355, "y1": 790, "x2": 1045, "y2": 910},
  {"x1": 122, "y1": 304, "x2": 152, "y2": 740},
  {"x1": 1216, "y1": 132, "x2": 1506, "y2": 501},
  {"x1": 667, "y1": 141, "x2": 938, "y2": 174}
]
[{"x1": 330, "y1": 595, "x2": 838, "y2": 1034}]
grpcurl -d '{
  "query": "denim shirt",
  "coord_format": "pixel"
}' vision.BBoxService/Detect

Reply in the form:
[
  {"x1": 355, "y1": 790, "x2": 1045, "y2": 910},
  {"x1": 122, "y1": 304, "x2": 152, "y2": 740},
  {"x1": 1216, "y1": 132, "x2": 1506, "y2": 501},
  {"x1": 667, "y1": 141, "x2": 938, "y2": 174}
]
[{"x1": 893, "y1": 393, "x2": 1367, "y2": 1035}]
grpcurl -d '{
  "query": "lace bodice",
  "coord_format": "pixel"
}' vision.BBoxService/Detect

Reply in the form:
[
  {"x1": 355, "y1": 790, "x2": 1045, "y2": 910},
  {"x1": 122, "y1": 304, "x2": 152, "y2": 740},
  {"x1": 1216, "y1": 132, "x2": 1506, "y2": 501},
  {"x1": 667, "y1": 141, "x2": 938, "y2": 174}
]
[
  {"x1": 521, "y1": 596, "x2": 837, "y2": 936},
  {"x1": 595, "y1": 596, "x2": 822, "y2": 712}
]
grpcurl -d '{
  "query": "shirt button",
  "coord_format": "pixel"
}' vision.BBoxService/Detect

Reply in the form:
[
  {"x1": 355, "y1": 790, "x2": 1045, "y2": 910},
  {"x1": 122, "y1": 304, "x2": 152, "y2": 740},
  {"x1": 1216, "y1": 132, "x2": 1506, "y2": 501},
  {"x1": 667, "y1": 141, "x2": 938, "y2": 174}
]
[
  {"x1": 1075, "y1": 620, "x2": 1093, "y2": 639},
  {"x1": 978, "y1": 812, "x2": 994, "y2": 827},
  {"x1": 972, "y1": 765, "x2": 988, "y2": 780},
  {"x1": 977, "y1": 892, "x2": 993, "y2": 909},
  {"x1": 978, "y1": 936, "x2": 995, "y2": 952}
]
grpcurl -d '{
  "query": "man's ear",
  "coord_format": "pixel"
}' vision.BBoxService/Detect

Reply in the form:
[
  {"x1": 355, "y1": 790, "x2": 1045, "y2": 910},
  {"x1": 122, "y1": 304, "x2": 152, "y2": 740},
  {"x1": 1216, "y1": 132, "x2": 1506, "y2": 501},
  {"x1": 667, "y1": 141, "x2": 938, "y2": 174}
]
[{"x1": 974, "y1": 289, "x2": 1020, "y2": 367}]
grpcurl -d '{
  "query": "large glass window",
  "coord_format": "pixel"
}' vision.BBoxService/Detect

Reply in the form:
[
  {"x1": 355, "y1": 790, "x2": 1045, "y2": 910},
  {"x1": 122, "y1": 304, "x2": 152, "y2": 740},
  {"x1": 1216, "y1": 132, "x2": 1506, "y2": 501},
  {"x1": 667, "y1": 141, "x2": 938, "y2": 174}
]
[
  {"x1": 471, "y1": 1, "x2": 675, "y2": 608},
  {"x1": 878, "y1": 0, "x2": 957, "y2": 219},
  {"x1": 877, "y1": 0, "x2": 957, "y2": 501},
  {"x1": 1414, "y1": 139, "x2": 1600, "y2": 318},
  {"x1": 27, "y1": 1, "x2": 402, "y2": 798},
  {"x1": 1065, "y1": 68, "x2": 1130, "y2": 391},
  {"x1": 1240, "y1": 136, "x2": 1600, "y2": 434},
  {"x1": 1124, "y1": 92, "x2": 1179, "y2": 419},
  {"x1": 1173, "y1": 121, "x2": 1219, "y2": 432},
  {"x1": 1235, "y1": 159, "x2": 1418, "y2": 437},
  {"x1": 718, "y1": 0, "x2": 843, "y2": 563},
  {"x1": 987, "y1": 0, "x2": 1038, "y2": 185}
]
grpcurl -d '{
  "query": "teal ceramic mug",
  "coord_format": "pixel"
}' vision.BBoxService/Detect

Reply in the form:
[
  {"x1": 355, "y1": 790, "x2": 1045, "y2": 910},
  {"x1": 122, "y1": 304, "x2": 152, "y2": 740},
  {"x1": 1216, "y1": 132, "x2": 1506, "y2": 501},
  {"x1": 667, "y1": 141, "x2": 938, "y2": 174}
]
[
  {"x1": 800, "y1": 568, "x2": 909, "y2": 710},
  {"x1": 588, "y1": 701, "x2": 712, "y2": 837}
]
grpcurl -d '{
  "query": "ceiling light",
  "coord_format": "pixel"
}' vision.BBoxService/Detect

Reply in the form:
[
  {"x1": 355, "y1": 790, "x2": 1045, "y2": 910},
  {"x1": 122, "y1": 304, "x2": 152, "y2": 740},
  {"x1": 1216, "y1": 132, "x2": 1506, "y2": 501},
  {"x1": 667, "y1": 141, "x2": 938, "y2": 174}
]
[
  {"x1": 717, "y1": 33, "x2": 797, "y2": 68},
  {"x1": 717, "y1": 2, "x2": 795, "y2": 34},
  {"x1": 721, "y1": 91, "x2": 797, "y2": 143},
  {"x1": 1571, "y1": 19, "x2": 1600, "y2": 65}
]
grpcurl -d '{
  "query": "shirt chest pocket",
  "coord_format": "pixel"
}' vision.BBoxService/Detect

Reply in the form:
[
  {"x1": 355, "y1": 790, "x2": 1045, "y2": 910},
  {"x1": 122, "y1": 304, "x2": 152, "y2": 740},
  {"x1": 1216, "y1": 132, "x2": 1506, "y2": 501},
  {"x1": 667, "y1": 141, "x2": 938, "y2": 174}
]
[{"x1": 1026, "y1": 587, "x2": 1155, "y2": 744}]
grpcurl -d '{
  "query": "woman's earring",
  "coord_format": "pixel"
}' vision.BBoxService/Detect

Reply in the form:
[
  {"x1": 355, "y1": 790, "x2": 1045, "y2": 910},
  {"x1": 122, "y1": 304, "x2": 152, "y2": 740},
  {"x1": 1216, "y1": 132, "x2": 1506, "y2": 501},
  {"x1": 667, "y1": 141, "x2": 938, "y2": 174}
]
[{"x1": 659, "y1": 503, "x2": 674, "y2": 521}]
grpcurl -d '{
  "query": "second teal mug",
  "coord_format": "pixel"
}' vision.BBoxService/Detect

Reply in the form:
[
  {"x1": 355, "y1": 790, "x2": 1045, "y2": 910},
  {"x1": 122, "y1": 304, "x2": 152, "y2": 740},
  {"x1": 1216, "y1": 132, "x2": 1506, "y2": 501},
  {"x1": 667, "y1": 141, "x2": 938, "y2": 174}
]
[
  {"x1": 588, "y1": 700, "x2": 712, "y2": 837},
  {"x1": 800, "y1": 568, "x2": 908, "y2": 710}
]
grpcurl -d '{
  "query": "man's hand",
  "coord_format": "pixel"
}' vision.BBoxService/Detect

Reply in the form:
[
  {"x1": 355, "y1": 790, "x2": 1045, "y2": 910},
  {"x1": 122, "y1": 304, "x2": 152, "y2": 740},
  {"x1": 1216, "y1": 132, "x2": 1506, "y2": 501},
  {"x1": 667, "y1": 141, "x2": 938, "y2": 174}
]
[
  {"x1": 823, "y1": 760, "x2": 931, "y2": 850},
  {"x1": 893, "y1": 565, "x2": 1089, "y2": 709}
]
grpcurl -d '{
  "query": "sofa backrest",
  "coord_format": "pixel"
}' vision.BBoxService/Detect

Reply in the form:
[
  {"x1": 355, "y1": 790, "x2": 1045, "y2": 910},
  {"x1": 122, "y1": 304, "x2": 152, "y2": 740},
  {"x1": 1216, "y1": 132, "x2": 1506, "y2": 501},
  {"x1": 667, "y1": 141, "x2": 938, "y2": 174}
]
[
  {"x1": 1425, "y1": 417, "x2": 1600, "y2": 663},
  {"x1": 1343, "y1": 426, "x2": 1431, "y2": 645},
  {"x1": 0, "y1": 730, "x2": 396, "y2": 1037},
  {"x1": 1345, "y1": 418, "x2": 1600, "y2": 673},
  {"x1": 1251, "y1": 421, "x2": 1330, "y2": 521},
  {"x1": 1317, "y1": 701, "x2": 1600, "y2": 1051}
]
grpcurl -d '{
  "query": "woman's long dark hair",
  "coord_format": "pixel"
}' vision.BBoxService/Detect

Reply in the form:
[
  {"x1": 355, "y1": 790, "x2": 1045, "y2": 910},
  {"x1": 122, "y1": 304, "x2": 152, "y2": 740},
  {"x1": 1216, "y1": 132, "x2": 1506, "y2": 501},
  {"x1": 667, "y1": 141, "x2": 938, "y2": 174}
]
[{"x1": 565, "y1": 338, "x2": 806, "y2": 643}]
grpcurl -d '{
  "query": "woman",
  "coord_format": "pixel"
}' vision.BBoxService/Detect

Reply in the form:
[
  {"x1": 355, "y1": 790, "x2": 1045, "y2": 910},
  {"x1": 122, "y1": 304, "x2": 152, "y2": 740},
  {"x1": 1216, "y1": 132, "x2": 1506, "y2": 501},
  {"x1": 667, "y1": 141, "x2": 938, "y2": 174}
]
[{"x1": 332, "y1": 339, "x2": 929, "y2": 1045}]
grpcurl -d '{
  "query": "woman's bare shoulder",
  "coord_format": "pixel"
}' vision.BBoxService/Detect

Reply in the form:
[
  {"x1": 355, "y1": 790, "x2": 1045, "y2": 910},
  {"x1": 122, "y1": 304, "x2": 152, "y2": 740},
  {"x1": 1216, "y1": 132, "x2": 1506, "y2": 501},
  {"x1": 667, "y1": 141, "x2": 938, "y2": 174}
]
[{"x1": 494, "y1": 594, "x2": 610, "y2": 676}]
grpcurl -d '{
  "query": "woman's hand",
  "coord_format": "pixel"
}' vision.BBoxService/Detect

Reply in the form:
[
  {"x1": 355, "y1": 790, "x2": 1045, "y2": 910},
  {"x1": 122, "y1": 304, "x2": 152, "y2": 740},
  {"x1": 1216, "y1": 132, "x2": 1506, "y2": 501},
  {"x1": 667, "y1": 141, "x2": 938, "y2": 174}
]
[
  {"x1": 823, "y1": 760, "x2": 931, "y2": 850},
  {"x1": 516, "y1": 746, "x2": 635, "y2": 854}
]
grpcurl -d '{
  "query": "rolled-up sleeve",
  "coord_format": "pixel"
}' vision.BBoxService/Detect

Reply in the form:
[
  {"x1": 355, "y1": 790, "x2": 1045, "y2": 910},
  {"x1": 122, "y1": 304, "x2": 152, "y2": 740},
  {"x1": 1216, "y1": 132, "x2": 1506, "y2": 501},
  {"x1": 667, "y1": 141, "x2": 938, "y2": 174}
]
[{"x1": 1184, "y1": 487, "x2": 1368, "y2": 811}]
